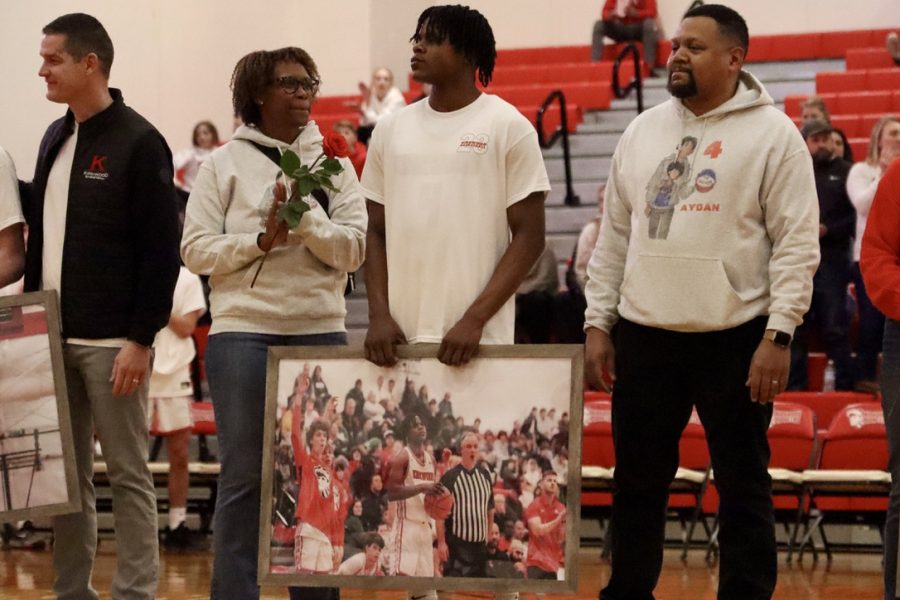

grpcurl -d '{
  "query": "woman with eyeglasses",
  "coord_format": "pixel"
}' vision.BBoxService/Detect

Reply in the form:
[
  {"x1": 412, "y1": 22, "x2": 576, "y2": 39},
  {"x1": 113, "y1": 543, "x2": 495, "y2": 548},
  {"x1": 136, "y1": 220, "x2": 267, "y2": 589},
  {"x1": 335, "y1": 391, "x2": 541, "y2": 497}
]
[{"x1": 181, "y1": 47, "x2": 366, "y2": 600}]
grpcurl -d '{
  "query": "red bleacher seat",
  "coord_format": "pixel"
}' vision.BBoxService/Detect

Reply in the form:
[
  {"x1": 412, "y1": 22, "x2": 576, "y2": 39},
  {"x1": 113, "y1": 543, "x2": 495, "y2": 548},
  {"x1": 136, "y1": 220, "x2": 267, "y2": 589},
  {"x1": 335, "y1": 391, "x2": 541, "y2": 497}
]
[
  {"x1": 489, "y1": 82, "x2": 611, "y2": 112},
  {"x1": 816, "y1": 69, "x2": 900, "y2": 95},
  {"x1": 519, "y1": 103, "x2": 583, "y2": 134},
  {"x1": 191, "y1": 401, "x2": 217, "y2": 436},
  {"x1": 846, "y1": 47, "x2": 895, "y2": 70},
  {"x1": 496, "y1": 45, "x2": 591, "y2": 67},
  {"x1": 774, "y1": 391, "x2": 878, "y2": 435},
  {"x1": 192, "y1": 324, "x2": 211, "y2": 383},
  {"x1": 849, "y1": 138, "x2": 869, "y2": 160},
  {"x1": 489, "y1": 62, "x2": 615, "y2": 87}
]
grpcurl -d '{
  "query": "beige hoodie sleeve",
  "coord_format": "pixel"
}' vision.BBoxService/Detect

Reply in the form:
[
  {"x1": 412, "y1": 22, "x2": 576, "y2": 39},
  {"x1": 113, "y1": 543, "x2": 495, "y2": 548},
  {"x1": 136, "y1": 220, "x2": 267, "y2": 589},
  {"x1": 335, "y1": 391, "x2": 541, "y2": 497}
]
[
  {"x1": 759, "y1": 145, "x2": 820, "y2": 335},
  {"x1": 291, "y1": 156, "x2": 367, "y2": 273},
  {"x1": 584, "y1": 151, "x2": 631, "y2": 333},
  {"x1": 180, "y1": 158, "x2": 266, "y2": 277}
]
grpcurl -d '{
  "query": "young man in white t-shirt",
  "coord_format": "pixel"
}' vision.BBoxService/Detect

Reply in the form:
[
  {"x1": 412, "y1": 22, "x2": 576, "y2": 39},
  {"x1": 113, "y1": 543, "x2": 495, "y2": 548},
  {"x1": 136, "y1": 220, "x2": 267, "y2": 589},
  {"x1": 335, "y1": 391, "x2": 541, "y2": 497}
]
[
  {"x1": 147, "y1": 266, "x2": 207, "y2": 550},
  {"x1": 0, "y1": 146, "x2": 25, "y2": 289},
  {"x1": 361, "y1": 4, "x2": 550, "y2": 368},
  {"x1": 360, "y1": 6, "x2": 550, "y2": 599}
]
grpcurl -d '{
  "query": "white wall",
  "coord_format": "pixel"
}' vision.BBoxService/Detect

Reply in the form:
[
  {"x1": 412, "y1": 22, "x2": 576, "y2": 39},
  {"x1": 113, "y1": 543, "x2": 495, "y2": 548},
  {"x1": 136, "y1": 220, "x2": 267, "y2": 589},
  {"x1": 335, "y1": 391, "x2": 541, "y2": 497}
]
[{"x1": 2, "y1": 0, "x2": 898, "y2": 179}]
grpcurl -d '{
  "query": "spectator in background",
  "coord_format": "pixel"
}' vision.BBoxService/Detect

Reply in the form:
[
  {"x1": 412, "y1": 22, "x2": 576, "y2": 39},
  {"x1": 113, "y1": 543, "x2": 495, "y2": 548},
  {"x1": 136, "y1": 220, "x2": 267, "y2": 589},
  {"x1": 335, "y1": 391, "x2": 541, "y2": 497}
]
[
  {"x1": 887, "y1": 31, "x2": 900, "y2": 66},
  {"x1": 789, "y1": 120, "x2": 856, "y2": 391},
  {"x1": 361, "y1": 473, "x2": 387, "y2": 531},
  {"x1": 591, "y1": 0, "x2": 660, "y2": 75},
  {"x1": 848, "y1": 116, "x2": 900, "y2": 393},
  {"x1": 147, "y1": 266, "x2": 207, "y2": 551},
  {"x1": 515, "y1": 244, "x2": 559, "y2": 343},
  {"x1": 859, "y1": 158, "x2": 900, "y2": 600},
  {"x1": 333, "y1": 119, "x2": 367, "y2": 179},
  {"x1": 173, "y1": 120, "x2": 219, "y2": 209},
  {"x1": 831, "y1": 128, "x2": 854, "y2": 163},
  {"x1": 574, "y1": 185, "x2": 606, "y2": 289},
  {"x1": 0, "y1": 146, "x2": 25, "y2": 288},
  {"x1": 438, "y1": 392, "x2": 454, "y2": 418},
  {"x1": 801, "y1": 95, "x2": 830, "y2": 124},
  {"x1": 357, "y1": 67, "x2": 406, "y2": 146},
  {"x1": 524, "y1": 471, "x2": 566, "y2": 580}
]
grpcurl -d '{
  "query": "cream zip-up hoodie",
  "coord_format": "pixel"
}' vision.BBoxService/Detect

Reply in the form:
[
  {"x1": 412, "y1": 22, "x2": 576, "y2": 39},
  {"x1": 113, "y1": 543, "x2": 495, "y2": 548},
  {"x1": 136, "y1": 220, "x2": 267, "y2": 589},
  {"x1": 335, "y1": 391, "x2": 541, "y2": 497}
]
[
  {"x1": 181, "y1": 123, "x2": 367, "y2": 335},
  {"x1": 585, "y1": 71, "x2": 820, "y2": 335}
]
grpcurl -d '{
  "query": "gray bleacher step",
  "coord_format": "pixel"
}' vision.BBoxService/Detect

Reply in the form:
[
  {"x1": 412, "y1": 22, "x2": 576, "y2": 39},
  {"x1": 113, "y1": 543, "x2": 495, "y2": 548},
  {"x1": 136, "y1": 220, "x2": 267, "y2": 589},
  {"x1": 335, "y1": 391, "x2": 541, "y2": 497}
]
[
  {"x1": 546, "y1": 205, "x2": 599, "y2": 234},
  {"x1": 346, "y1": 297, "x2": 369, "y2": 328},
  {"x1": 547, "y1": 156, "x2": 612, "y2": 183},
  {"x1": 577, "y1": 109, "x2": 637, "y2": 133},
  {"x1": 542, "y1": 131, "x2": 621, "y2": 158},
  {"x1": 745, "y1": 59, "x2": 844, "y2": 82},
  {"x1": 547, "y1": 233, "x2": 580, "y2": 264},
  {"x1": 547, "y1": 181, "x2": 605, "y2": 207}
]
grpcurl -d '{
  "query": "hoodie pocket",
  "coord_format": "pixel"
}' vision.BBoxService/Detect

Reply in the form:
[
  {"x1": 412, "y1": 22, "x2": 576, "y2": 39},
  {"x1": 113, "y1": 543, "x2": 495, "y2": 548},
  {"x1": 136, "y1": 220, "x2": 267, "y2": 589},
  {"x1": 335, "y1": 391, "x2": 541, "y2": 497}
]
[{"x1": 620, "y1": 254, "x2": 745, "y2": 331}]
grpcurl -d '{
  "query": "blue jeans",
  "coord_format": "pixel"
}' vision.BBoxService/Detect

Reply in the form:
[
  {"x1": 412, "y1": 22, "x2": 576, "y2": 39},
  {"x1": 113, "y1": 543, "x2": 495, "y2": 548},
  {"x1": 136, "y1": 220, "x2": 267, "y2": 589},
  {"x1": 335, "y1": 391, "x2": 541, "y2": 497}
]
[
  {"x1": 206, "y1": 331, "x2": 345, "y2": 600},
  {"x1": 789, "y1": 251, "x2": 855, "y2": 390},
  {"x1": 882, "y1": 319, "x2": 900, "y2": 599}
]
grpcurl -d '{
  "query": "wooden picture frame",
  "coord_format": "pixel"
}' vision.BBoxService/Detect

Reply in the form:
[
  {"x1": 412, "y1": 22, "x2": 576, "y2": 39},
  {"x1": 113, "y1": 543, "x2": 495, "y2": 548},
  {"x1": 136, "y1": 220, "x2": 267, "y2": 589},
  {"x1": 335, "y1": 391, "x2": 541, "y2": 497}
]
[
  {"x1": 258, "y1": 344, "x2": 583, "y2": 593},
  {"x1": 0, "y1": 291, "x2": 79, "y2": 523}
]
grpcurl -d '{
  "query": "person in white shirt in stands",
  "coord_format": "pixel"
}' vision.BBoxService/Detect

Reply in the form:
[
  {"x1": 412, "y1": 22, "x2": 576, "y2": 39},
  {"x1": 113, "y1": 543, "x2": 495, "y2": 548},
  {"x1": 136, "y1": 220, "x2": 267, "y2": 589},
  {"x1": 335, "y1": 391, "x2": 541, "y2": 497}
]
[
  {"x1": 356, "y1": 68, "x2": 406, "y2": 146},
  {"x1": 172, "y1": 120, "x2": 219, "y2": 209},
  {"x1": 847, "y1": 116, "x2": 900, "y2": 393},
  {"x1": 0, "y1": 146, "x2": 25, "y2": 289},
  {"x1": 361, "y1": 5, "x2": 549, "y2": 599},
  {"x1": 147, "y1": 266, "x2": 207, "y2": 551}
]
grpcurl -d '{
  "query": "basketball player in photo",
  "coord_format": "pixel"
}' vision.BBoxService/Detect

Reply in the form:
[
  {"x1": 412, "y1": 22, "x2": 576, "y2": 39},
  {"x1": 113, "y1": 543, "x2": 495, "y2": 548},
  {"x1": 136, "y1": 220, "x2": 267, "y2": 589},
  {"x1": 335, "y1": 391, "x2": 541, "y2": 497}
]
[
  {"x1": 385, "y1": 413, "x2": 444, "y2": 576},
  {"x1": 524, "y1": 470, "x2": 566, "y2": 580},
  {"x1": 337, "y1": 533, "x2": 386, "y2": 576}
]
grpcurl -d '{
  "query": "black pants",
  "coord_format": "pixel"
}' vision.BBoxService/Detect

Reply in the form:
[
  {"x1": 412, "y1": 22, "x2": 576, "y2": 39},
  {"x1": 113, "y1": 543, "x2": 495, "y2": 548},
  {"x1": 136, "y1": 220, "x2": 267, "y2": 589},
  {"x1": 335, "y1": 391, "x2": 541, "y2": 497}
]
[
  {"x1": 591, "y1": 18, "x2": 658, "y2": 67},
  {"x1": 445, "y1": 532, "x2": 488, "y2": 577},
  {"x1": 600, "y1": 318, "x2": 776, "y2": 600}
]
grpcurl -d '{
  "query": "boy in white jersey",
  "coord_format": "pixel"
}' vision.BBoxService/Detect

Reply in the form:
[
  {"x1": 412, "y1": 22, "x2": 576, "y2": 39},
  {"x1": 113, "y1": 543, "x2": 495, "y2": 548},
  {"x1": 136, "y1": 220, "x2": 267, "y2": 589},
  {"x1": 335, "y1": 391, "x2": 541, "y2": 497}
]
[
  {"x1": 385, "y1": 413, "x2": 443, "y2": 576},
  {"x1": 361, "y1": 7, "x2": 547, "y2": 598}
]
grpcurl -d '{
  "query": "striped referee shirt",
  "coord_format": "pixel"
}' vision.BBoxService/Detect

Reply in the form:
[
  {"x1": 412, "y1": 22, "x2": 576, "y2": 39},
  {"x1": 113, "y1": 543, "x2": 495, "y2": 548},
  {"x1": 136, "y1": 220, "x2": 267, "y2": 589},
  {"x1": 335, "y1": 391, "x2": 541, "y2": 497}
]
[{"x1": 440, "y1": 464, "x2": 494, "y2": 543}]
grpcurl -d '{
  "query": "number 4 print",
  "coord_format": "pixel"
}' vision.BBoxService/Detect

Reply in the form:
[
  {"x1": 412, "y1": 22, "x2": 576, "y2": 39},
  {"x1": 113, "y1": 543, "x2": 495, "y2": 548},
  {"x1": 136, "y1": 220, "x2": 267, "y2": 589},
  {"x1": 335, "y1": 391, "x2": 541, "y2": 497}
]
[{"x1": 704, "y1": 140, "x2": 723, "y2": 159}]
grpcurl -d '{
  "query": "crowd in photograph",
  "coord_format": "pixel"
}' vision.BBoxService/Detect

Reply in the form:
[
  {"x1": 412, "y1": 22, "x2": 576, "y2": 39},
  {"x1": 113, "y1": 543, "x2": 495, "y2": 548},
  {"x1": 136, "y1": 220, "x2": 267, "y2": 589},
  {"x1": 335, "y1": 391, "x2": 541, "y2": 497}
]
[{"x1": 269, "y1": 363, "x2": 570, "y2": 579}]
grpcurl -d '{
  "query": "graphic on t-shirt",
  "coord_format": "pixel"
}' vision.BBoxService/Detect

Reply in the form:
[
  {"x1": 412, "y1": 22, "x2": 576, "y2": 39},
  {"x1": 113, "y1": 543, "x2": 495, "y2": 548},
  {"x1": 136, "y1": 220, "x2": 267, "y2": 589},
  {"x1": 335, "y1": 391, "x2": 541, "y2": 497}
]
[
  {"x1": 456, "y1": 134, "x2": 489, "y2": 154},
  {"x1": 694, "y1": 168, "x2": 717, "y2": 193},
  {"x1": 644, "y1": 136, "x2": 698, "y2": 240}
]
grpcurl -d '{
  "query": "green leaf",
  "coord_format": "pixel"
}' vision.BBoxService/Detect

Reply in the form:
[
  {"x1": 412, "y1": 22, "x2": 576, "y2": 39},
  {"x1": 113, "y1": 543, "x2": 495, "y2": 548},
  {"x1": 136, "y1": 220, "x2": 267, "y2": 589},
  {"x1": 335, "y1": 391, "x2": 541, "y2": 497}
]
[
  {"x1": 278, "y1": 199, "x2": 311, "y2": 229},
  {"x1": 296, "y1": 178, "x2": 319, "y2": 197},
  {"x1": 280, "y1": 150, "x2": 301, "y2": 177},
  {"x1": 320, "y1": 158, "x2": 343, "y2": 174},
  {"x1": 318, "y1": 179, "x2": 339, "y2": 193},
  {"x1": 292, "y1": 165, "x2": 312, "y2": 179}
]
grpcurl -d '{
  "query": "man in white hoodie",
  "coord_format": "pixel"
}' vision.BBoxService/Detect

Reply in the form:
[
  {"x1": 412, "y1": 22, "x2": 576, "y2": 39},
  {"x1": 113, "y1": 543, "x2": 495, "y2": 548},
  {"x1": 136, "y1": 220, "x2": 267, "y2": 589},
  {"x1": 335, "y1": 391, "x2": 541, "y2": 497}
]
[{"x1": 583, "y1": 5, "x2": 819, "y2": 599}]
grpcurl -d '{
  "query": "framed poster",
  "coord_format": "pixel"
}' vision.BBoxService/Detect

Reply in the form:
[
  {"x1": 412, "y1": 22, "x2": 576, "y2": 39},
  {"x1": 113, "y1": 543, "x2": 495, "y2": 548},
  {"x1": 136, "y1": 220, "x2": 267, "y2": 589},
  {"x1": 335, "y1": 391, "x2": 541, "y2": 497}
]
[
  {"x1": 258, "y1": 344, "x2": 583, "y2": 593},
  {"x1": 0, "y1": 291, "x2": 79, "y2": 523}
]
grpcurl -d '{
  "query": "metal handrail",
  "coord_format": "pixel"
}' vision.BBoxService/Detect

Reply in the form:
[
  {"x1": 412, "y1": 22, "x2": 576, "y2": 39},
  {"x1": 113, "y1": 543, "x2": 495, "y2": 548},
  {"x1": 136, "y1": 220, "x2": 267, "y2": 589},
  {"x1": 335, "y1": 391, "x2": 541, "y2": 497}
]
[
  {"x1": 536, "y1": 90, "x2": 580, "y2": 206},
  {"x1": 612, "y1": 42, "x2": 644, "y2": 115}
]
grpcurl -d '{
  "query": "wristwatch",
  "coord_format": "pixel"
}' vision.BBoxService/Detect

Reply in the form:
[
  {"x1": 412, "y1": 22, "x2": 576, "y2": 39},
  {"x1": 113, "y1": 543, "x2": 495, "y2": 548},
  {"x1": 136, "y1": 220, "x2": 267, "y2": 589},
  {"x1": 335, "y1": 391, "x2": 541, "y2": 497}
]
[{"x1": 763, "y1": 329, "x2": 792, "y2": 349}]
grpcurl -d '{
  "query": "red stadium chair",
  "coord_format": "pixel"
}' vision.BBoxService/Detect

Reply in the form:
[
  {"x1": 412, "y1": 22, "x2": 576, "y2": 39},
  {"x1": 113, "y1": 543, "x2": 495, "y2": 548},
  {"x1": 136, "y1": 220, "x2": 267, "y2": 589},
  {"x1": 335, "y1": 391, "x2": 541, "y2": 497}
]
[
  {"x1": 798, "y1": 403, "x2": 889, "y2": 561},
  {"x1": 816, "y1": 71, "x2": 867, "y2": 94},
  {"x1": 846, "y1": 47, "x2": 895, "y2": 70},
  {"x1": 582, "y1": 395, "x2": 614, "y2": 554},
  {"x1": 767, "y1": 402, "x2": 817, "y2": 562}
]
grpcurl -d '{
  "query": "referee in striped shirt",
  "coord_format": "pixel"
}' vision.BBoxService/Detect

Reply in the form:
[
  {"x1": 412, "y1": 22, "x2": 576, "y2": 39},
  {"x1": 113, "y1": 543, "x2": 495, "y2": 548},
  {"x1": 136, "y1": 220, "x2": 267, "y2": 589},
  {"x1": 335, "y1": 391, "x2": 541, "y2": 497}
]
[{"x1": 437, "y1": 431, "x2": 495, "y2": 577}]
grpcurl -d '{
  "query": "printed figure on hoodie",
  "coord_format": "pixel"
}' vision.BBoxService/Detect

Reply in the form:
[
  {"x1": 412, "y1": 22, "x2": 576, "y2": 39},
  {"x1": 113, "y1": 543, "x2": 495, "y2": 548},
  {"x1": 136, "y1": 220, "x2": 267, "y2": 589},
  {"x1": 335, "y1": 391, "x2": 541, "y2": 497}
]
[{"x1": 643, "y1": 135, "x2": 697, "y2": 239}]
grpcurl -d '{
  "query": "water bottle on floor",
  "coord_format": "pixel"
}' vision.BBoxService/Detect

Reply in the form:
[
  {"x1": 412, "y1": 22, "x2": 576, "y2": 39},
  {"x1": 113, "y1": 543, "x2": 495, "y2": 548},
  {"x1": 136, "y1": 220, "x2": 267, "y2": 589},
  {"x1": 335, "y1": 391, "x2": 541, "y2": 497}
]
[{"x1": 823, "y1": 359, "x2": 835, "y2": 392}]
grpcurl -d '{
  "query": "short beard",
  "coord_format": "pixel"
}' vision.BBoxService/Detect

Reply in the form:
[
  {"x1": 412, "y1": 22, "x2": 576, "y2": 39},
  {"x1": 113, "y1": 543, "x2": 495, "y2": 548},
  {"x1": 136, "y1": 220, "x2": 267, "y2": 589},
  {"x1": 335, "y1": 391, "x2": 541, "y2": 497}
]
[{"x1": 667, "y1": 70, "x2": 698, "y2": 99}]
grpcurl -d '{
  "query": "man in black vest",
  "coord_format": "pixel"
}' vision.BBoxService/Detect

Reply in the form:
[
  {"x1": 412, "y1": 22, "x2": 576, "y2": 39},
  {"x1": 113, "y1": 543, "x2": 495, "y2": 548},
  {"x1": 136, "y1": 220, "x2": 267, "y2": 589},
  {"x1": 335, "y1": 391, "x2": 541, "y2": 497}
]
[{"x1": 25, "y1": 13, "x2": 179, "y2": 600}]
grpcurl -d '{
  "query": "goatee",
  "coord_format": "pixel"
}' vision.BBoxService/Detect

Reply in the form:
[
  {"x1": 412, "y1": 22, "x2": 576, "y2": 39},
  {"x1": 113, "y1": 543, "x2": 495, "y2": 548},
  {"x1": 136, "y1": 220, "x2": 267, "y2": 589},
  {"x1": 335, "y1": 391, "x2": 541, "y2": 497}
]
[{"x1": 667, "y1": 70, "x2": 698, "y2": 99}]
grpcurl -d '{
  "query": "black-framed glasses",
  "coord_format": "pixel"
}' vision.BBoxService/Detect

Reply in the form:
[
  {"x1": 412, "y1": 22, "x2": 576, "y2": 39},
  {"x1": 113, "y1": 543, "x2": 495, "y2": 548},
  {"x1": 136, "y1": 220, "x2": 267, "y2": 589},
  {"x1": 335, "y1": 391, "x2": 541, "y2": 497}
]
[{"x1": 272, "y1": 75, "x2": 320, "y2": 95}]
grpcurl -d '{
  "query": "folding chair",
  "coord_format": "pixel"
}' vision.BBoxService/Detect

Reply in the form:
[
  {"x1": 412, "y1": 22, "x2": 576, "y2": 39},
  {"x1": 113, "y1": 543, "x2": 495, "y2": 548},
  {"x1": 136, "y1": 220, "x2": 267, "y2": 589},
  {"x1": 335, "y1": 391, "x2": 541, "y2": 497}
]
[
  {"x1": 766, "y1": 401, "x2": 817, "y2": 562},
  {"x1": 799, "y1": 402, "x2": 889, "y2": 561}
]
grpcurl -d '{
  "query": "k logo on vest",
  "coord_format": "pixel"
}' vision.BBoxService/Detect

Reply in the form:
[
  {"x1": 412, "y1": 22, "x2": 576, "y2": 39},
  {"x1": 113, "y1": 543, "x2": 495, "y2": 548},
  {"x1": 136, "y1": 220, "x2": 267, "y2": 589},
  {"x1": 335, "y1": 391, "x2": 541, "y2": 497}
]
[{"x1": 84, "y1": 155, "x2": 109, "y2": 181}]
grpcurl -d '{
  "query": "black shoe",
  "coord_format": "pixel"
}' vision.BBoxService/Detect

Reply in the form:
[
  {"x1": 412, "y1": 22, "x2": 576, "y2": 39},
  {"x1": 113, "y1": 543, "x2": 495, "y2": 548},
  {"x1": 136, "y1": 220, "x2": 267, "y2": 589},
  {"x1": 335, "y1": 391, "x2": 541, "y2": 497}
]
[{"x1": 162, "y1": 523, "x2": 210, "y2": 552}]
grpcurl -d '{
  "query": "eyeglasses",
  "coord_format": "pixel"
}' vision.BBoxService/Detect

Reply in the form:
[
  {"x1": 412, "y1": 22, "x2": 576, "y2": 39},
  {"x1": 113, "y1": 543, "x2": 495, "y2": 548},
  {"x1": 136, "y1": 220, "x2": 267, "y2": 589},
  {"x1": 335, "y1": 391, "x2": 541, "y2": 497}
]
[{"x1": 272, "y1": 75, "x2": 320, "y2": 96}]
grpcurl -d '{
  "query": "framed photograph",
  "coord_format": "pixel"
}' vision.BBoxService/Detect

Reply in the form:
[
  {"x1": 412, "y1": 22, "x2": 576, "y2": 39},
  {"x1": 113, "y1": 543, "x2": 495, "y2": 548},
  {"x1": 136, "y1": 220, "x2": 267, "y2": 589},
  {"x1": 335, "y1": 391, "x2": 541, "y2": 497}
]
[
  {"x1": 258, "y1": 344, "x2": 583, "y2": 593},
  {"x1": 0, "y1": 291, "x2": 79, "y2": 523}
]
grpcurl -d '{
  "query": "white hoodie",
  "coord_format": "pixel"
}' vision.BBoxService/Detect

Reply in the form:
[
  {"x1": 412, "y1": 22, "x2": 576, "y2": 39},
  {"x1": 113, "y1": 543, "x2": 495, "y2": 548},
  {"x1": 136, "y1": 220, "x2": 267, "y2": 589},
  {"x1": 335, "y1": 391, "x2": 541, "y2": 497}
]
[
  {"x1": 585, "y1": 71, "x2": 819, "y2": 335},
  {"x1": 181, "y1": 123, "x2": 367, "y2": 335}
]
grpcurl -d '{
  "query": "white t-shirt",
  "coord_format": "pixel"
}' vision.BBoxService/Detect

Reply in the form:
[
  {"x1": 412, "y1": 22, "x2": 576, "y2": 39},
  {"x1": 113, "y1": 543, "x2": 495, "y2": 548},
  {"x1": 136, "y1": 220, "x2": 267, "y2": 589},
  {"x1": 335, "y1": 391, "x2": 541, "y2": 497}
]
[
  {"x1": 42, "y1": 123, "x2": 78, "y2": 296},
  {"x1": 149, "y1": 266, "x2": 207, "y2": 398},
  {"x1": 360, "y1": 94, "x2": 551, "y2": 344},
  {"x1": 0, "y1": 147, "x2": 24, "y2": 232}
]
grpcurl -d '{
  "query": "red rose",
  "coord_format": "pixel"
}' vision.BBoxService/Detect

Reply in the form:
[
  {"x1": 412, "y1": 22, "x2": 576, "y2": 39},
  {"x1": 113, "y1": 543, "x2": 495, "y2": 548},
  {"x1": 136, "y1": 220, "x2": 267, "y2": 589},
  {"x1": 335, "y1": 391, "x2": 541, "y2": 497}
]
[{"x1": 322, "y1": 131, "x2": 351, "y2": 159}]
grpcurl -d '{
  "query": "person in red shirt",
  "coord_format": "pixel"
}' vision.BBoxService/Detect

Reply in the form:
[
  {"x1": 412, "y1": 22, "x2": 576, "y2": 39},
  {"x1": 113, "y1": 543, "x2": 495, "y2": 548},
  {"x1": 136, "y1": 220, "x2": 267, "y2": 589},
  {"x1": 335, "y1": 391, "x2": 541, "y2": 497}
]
[
  {"x1": 524, "y1": 470, "x2": 566, "y2": 580},
  {"x1": 291, "y1": 400, "x2": 339, "y2": 574},
  {"x1": 860, "y1": 158, "x2": 900, "y2": 599},
  {"x1": 591, "y1": 0, "x2": 660, "y2": 74},
  {"x1": 334, "y1": 120, "x2": 367, "y2": 179}
]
